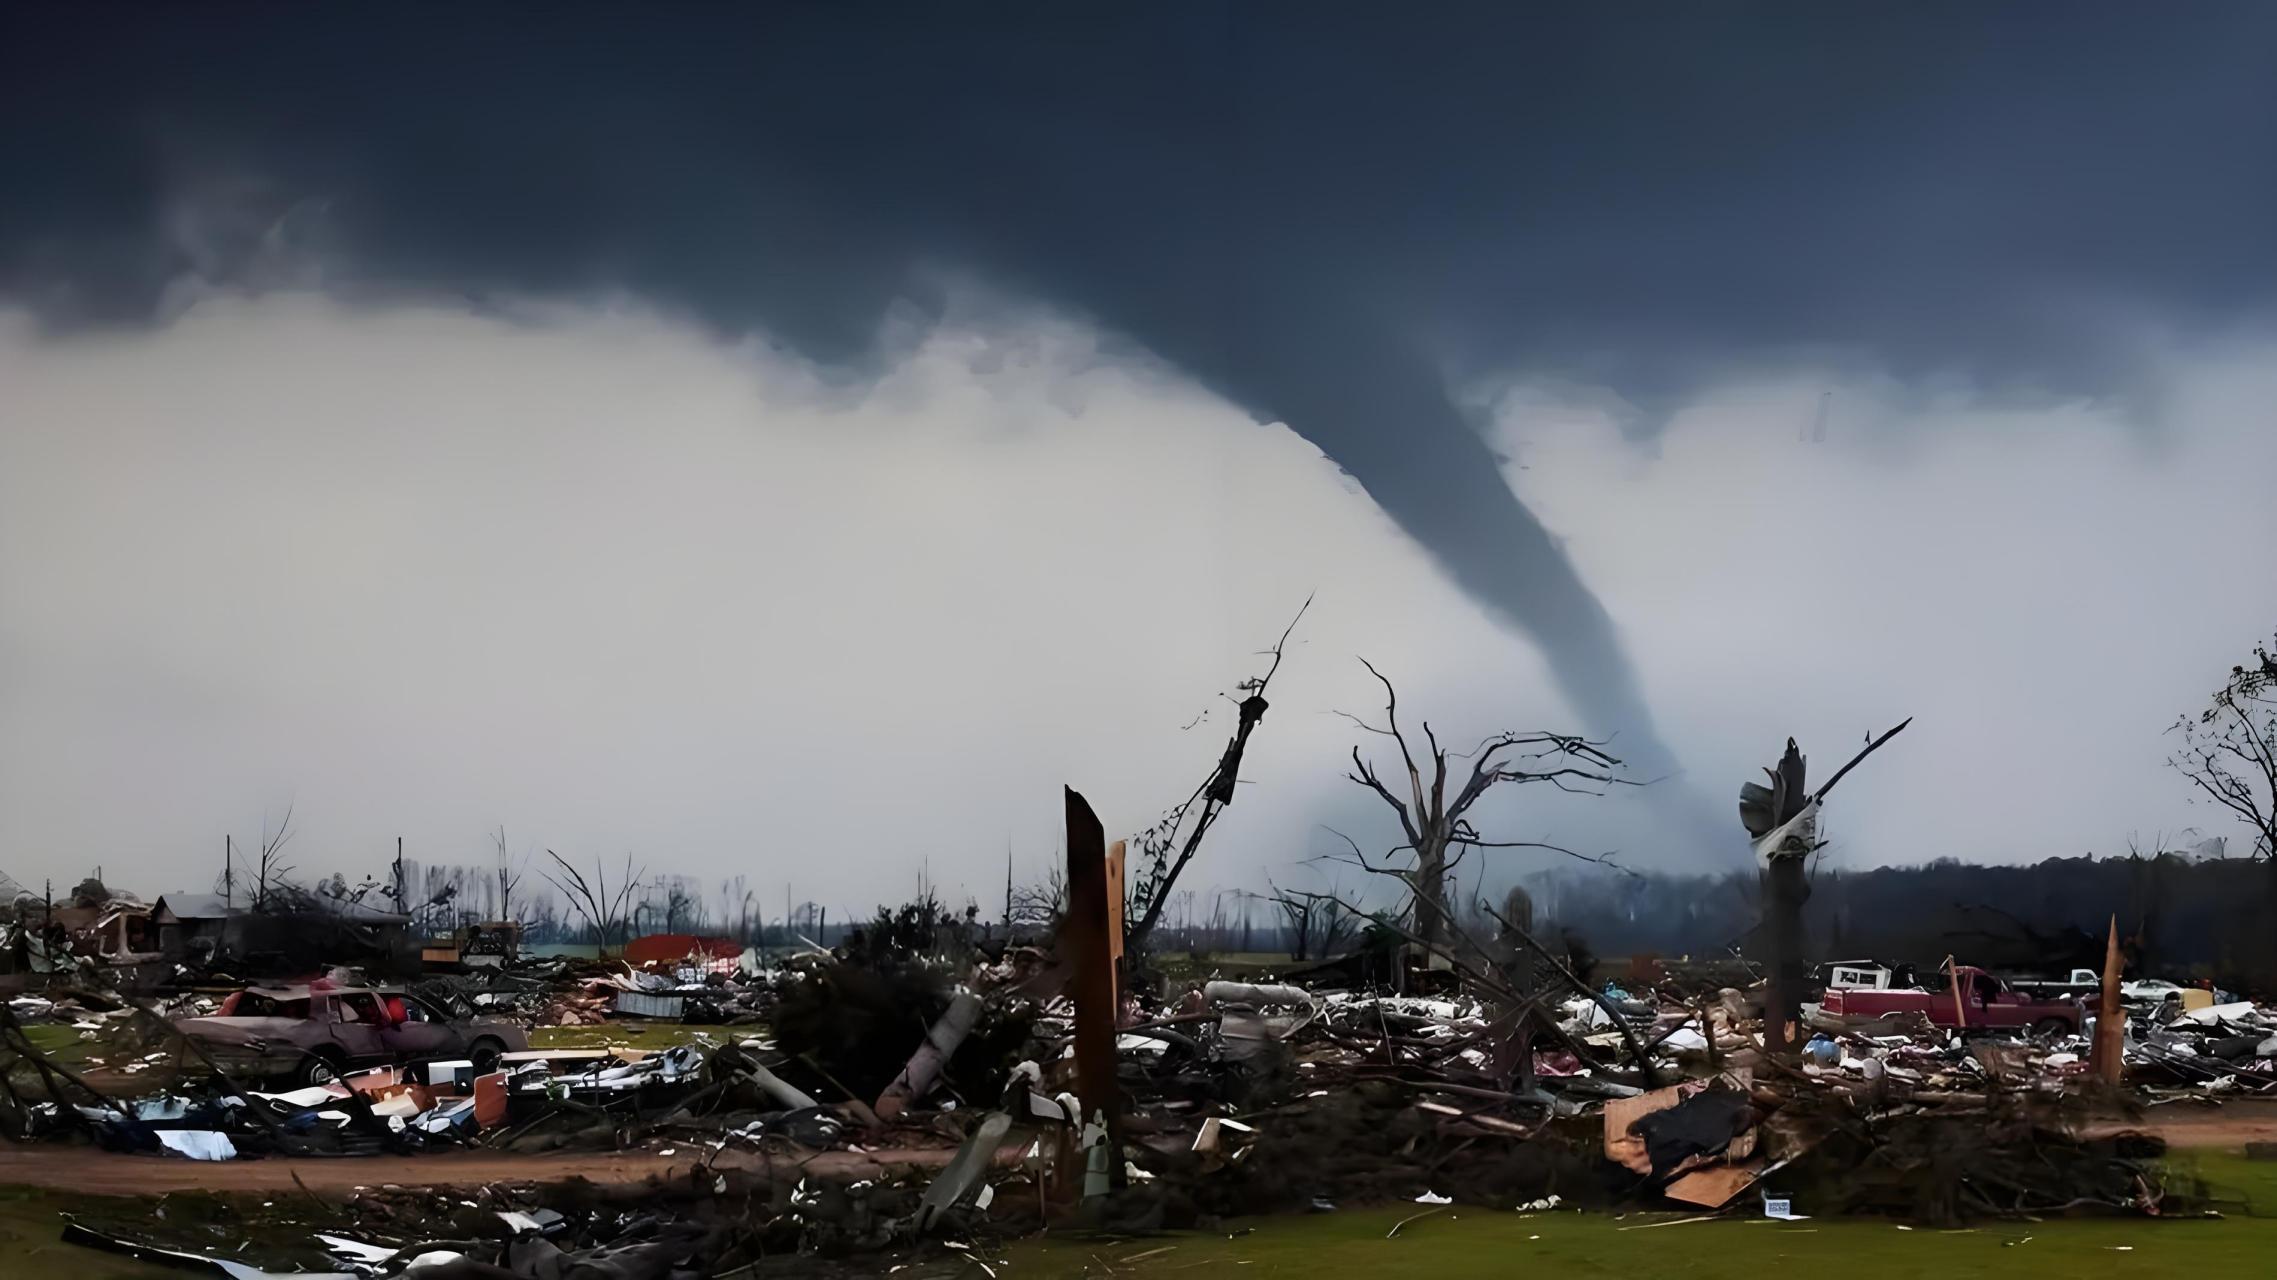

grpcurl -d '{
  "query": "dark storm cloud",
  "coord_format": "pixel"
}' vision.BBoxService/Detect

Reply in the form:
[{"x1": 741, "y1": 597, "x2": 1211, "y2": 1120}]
[{"x1": 6, "y1": 4, "x2": 2275, "y2": 817}]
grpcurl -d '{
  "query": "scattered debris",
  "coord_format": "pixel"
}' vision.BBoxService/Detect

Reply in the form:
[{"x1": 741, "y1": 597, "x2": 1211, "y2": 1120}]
[{"x1": 0, "y1": 788, "x2": 2247, "y2": 1279}]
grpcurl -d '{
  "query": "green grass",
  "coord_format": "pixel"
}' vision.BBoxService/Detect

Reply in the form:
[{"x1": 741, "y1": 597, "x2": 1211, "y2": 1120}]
[
  {"x1": 18, "y1": 1024, "x2": 88, "y2": 1060},
  {"x1": 1005, "y1": 1152, "x2": 2277, "y2": 1278},
  {"x1": 527, "y1": 1022, "x2": 726, "y2": 1052},
  {"x1": 17, "y1": 1022, "x2": 118, "y2": 1074},
  {"x1": 0, "y1": 1188, "x2": 239, "y2": 1280},
  {"x1": 8, "y1": 1021, "x2": 187, "y2": 1099},
  {"x1": 7, "y1": 1153, "x2": 2276, "y2": 1278}
]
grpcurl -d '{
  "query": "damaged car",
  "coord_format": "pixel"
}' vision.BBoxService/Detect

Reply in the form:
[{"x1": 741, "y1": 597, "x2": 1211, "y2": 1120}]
[{"x1": 174, "y1": 980, "x2": 529, "y2": 1086}]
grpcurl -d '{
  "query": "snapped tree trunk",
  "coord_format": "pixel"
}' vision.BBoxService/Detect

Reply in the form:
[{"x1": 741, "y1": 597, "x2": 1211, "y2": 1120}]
[{"x1": 1764, "y1": 856, "x2": 1810, "y2": 1054}]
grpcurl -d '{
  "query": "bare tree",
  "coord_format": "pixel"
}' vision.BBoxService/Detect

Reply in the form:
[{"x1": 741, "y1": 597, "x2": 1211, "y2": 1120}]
[
  {"x1": 1125, "y1": 596, "x2": 1311, "y2": 952},
  {"x1": 2170, "y1": 632, "x2": 2277, "y2": 876},
  {"x1": 1198, "y1": 889, "x2": 1236, "y2": 958},
  {"x1": 386, "y1": 839, "x2": 407, "y2": 915},
  {"x1": 253, "y1": 804, "x2": 298, "y2": 910},
  {"x1": 542, "y1": 850, "x2": 645, "y2": 954},
  {"x1": 491, "y1": 827, "x2": 528, "y2": 925},
  {"x1": 1006, "y1": 864, "x2": 1068, "y2": 934},
  {"x1": 649, "y1": 876, "x2": 702, "y2": 933},
  {"x1": 1273, "y1": 897, "x2": 1313, "y2": 963},
  {"x1": 1265, "y1": 881, "x2": 1359, "y2": 962},
  {"x1": 1332, "y1": 659, "x2": 1628, "y2": 953},
  {"x1": 523, "y1": 895, "x2": 561, "y2": 944},
  {"x1": 413, "y1": 865, "x2": 463, "y2": 936},
  {"x1": 706, "y1": 876, "x2": 747, "y2": 941}
]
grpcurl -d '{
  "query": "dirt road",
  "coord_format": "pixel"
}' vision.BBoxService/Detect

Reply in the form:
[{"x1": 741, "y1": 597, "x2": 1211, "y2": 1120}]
[
  {"x1": 2118, "y1": 1098, "x2": 2277, "y2": 1148},
  {"x1": 1, "y1": 1099, "x2": 2266, "y2": 1198},
  {"x1": 0, "y1": 1141, "x2": 994, "y2": 1196}
]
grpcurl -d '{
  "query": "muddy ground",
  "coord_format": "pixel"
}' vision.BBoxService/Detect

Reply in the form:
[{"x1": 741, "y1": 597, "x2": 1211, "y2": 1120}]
[{"x1": 0, "y1": 1135, "x2": 1028, "y2": 1194}]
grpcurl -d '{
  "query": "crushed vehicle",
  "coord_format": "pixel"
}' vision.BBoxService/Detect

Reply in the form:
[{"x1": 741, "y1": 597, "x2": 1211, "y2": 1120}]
[
  {"x1": 1819, "y1": 963, "x2": 2084, "y2": 1037},
  {"x1": 173, "y1": 979, "x2": 530, "y2": 1085}
]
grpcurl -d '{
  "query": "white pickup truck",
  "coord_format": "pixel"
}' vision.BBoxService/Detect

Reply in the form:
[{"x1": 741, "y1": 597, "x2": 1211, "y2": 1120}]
[{"x1": 2008, "y1": 968, "x2": 2103, "y2": 999}]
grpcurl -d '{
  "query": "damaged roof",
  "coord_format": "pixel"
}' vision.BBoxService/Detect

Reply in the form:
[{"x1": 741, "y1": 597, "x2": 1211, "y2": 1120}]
[{"x1": 152, "y1": 893, "x2": 235, "y2": 922}]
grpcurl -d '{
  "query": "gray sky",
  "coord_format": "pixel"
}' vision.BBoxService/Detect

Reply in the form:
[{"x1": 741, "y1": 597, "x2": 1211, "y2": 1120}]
[{"x1": 3, "y1": 6, "x2": 2275, "y2": 906}]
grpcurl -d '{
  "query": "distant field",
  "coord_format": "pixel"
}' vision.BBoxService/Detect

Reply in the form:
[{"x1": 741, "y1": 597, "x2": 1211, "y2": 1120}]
[{"x1": 1153, "y1": 951, "x2": 1301, "y2": 982}]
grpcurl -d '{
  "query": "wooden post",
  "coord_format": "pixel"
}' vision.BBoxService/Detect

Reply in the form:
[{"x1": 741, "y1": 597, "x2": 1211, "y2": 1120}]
[
  {"x1": 1104, "y1": 839, "x2": 1126, "y2": 1011},
  {"x1": 2093, "y1": 915, "x2": 2125, "y2": 1083},
  {"x1": 1062, "y1": 788, "x2": 1122, "y2": 1188}
]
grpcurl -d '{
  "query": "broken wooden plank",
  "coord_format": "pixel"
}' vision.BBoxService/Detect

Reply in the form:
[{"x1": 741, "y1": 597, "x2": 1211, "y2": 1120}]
[{"x1": 1665, "y1": 1159, "x2": 1766, "y2": 1209}]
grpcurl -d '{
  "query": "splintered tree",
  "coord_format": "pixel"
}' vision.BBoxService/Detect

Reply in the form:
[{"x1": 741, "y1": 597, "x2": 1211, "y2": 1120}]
[
  {"x1": 542, "y1": 850, "x2": 645, "y2": 955},
  {"x1": 2169, "y1": 631, "x2": 2277, "y2": 883},
  {"x1": 1334, "y1": 659, "x2": 1628, "y2": 953},
  {"x1": 1123, "y1": 597, "x2": 1310, "y2": 953},
  {"x1": 1741, "y1": 720, "x2": 1910, "y2": 1055}
]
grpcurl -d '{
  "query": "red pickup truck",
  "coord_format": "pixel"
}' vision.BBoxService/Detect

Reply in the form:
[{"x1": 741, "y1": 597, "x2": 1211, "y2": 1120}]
[{"x1": 1820, "y1": 965, "x2": 2083, "y2": 1038}]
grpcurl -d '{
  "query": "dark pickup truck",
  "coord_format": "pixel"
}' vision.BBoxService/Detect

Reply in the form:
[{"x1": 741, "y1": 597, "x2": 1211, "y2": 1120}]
[{"x1": 1819, "y1": 965, "x2": 2084, "y2": 1037}]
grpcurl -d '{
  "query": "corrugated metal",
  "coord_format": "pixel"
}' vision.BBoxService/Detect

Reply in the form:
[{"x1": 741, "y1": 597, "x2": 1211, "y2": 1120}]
[{"x1": 612, "y1": 991, "x2": 685, "y2": 1019}]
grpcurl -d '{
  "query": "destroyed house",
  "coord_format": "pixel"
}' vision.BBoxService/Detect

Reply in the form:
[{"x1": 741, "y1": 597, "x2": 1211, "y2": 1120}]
[
  {"x1": 86, "y1": 902, "x2": 157, "y2": 959},
  {"x1": 152, "y1": 893, "x2": 244, "y2": 957}
]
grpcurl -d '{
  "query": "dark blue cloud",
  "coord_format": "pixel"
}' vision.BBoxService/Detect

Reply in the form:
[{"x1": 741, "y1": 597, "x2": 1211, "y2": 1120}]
[{"x1": 8, "y1": 4, "x2": 2273, "y2": 843}]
